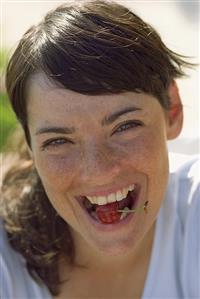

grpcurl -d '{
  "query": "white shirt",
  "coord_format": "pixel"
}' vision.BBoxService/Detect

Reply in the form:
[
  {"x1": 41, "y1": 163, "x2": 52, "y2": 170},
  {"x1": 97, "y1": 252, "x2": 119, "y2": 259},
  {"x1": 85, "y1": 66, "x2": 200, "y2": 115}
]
[
  {"x1": 1, "y1": 153, "x2": 200, "y2": 299},
  {"x1": 142, "y1": 154, "x2": 200, "y2": 299}
]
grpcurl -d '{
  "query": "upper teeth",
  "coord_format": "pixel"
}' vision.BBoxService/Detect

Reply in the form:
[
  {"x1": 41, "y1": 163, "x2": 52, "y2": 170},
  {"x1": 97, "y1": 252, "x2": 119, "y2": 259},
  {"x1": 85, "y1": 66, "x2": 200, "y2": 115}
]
[{"x1": 86, "y1": 184, "x2": 135, "y2": 205}]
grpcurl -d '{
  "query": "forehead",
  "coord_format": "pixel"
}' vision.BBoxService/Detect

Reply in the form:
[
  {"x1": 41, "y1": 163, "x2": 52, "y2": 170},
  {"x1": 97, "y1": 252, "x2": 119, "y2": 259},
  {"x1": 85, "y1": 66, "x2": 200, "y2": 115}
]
[{"x1": 26, "y1": 73, "x2": 163, "y2": 123}]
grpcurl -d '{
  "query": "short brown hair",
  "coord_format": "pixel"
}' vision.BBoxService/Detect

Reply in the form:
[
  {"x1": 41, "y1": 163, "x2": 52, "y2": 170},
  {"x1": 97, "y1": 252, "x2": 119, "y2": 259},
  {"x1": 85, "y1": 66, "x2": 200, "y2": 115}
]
[{"x1": 6, "y1": 0, "x2": 192, "y2": 146}]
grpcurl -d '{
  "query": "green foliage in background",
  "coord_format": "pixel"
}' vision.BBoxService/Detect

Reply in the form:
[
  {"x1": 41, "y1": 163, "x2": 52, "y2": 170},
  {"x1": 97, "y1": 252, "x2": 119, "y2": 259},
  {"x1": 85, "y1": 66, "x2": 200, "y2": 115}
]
[
  {"x1": 0, "y1": 49, "x2": 18, "y2": 152},
  {"x1": 0, "y1": 93, "x2": 18, "y2": 151},
  {"x1": 0, "y1": 49, "x2": 9, "y2": 71}
]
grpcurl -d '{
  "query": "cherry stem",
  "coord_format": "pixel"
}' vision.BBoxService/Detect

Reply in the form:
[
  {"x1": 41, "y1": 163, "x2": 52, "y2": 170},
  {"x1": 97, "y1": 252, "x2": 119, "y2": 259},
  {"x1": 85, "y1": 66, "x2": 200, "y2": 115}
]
[{"x1": 117, "y1": 201, "x2": 149, "y2": 213}]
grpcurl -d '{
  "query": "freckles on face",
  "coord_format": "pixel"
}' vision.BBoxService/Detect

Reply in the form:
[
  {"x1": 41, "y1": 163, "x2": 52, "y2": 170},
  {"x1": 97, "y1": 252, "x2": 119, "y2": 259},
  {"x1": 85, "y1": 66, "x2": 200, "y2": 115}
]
[
  {"x1": 112, "y1": 109, "x2": 169, "y2": 173},
  {"x1": 33, "y1": 148, "x2": 81, "y2": 192},
  {"x1": 112, "y1": 110, "x2": 169, "y2": 213},
  {"x1": 27, "y1": 74, "x2": 171, "y2": 255}
]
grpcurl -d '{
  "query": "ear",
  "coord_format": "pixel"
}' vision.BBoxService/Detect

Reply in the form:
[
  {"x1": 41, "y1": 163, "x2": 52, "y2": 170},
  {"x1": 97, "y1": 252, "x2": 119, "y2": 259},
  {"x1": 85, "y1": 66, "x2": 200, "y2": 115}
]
[{"x1": 166, "y1": 80, "x2": 183, "y2": 140}]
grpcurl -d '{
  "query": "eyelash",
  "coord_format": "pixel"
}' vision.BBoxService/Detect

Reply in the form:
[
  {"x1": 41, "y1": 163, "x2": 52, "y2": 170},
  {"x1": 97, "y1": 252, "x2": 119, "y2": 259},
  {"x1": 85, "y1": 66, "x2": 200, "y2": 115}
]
[
  {"x1": 41, "y1": 138, "x2": 72, "y2": 151},
  {"x1": 113, "y1": 120, "x2": 143, "y2": 135},
  {"x1": 41, "y1": 120, "x2": 142, "y2": 150}
]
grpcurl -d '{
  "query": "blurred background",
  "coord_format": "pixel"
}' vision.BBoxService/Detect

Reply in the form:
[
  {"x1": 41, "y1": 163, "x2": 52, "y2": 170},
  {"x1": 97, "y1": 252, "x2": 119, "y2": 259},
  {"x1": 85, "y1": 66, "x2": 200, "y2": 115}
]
[{"x1": 1, "y1": 0, "x2": 199, "y2": 154}]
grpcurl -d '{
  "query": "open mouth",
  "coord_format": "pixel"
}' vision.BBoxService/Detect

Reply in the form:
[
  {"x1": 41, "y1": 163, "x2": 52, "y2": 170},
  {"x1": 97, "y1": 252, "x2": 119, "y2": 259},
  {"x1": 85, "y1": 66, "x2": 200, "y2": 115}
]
[{"x1": 78, "y1": 185, "x2": 141, "y2": 225}]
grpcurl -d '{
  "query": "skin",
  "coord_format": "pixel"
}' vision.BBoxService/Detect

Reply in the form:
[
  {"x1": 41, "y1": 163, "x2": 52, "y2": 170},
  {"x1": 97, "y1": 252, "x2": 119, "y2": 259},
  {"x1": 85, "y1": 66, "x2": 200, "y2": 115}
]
[{"x1": 27, "y1": 73, "x2": 183, "y2": 298}]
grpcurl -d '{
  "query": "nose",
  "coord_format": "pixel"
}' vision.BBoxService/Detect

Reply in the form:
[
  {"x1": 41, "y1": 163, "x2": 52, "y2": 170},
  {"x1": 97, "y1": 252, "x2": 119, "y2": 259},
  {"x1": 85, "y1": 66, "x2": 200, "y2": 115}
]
[{"x1": 78, "y1": 142, "x2": 121, "y2": 185}]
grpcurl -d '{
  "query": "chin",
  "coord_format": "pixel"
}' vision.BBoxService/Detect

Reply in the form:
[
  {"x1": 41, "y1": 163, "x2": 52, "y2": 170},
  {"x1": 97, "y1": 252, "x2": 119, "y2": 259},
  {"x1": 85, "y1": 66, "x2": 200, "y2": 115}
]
[{"x1": 88, "y1": 226, "x2": 144, "y2": 257}]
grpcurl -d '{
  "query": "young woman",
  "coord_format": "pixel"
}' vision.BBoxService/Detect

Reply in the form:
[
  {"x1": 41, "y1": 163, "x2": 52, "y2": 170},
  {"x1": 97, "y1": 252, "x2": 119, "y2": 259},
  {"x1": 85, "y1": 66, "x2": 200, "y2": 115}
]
[{"x1": 1, "y1": 1, "x2": 199, "y2": 298}]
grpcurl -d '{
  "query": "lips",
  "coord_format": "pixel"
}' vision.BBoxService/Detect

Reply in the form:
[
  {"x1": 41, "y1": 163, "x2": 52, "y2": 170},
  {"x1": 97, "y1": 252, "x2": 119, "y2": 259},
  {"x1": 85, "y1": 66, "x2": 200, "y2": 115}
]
[{"x1": 76, "y1": 184, "x2": 141, "y2": 225}]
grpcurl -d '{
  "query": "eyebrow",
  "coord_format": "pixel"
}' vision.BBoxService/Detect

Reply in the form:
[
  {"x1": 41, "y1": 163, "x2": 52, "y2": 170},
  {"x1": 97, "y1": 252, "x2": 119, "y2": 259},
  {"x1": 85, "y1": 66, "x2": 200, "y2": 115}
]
[
  {"x1": 35, "y1": 126, "x2": 76, "y2": 136},
  {"x1": 35, "y1": 106, "x2": 141, "y2": 136},
  {"x1": 101, "y1": 106, "x2": 141, "y2": 126}
]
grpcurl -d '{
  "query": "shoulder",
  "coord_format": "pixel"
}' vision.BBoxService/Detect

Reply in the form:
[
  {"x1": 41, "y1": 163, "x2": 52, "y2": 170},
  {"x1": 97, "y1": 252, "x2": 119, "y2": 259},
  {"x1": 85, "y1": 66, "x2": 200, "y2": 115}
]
[
  {"x1": 168, "y1": 153, "x2": 200, "y2": 228},
  {"x1": 168, "y1": 153, "x2": 200, "y2": 296},
  {"x1": 0, "y1": 220, "x2": 30, "y2": 298},
  {"x1": 0, "y1": 220, "x2": 51, "y2": 299},
  {"x1": 169, "y1": 153, "x2": 199, "y2": 205},
  {"x1": 169, "y1": 152, "x2": 199, "y2": 176},
  {"x1": 0, "y1": 220, "x2": 23, "y2": 298}
]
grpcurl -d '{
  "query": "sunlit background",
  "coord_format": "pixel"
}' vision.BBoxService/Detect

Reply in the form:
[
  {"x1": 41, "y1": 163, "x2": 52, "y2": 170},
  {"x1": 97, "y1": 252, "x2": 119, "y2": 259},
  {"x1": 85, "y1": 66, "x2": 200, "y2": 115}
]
[{"x1": 1, "y1": 0, "x2": 199, "y2": 154}]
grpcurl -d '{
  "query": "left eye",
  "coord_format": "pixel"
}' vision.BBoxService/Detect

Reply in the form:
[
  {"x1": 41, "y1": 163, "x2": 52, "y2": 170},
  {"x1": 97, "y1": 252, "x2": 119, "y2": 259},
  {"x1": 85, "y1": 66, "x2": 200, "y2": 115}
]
[{"x1": 113, "y1": 120, "x2": 142, "y2": 134}]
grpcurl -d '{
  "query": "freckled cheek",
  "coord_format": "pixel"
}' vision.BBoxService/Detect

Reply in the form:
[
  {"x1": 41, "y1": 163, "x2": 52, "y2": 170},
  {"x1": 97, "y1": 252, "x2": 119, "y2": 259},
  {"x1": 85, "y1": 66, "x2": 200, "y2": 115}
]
[
  {"x1": 117, "y1": 131, "x2": 168, "y2": 174},
  {"x1": 118, "y1": 132, "x2": 169, "y2": 209},
  {"x1": 33, "y1": 151, "x2": 81, "y2": 189}
]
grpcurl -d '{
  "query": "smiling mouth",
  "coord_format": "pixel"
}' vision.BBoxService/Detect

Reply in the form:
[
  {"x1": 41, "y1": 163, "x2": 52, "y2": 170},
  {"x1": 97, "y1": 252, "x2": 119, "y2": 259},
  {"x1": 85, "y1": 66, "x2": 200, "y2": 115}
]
[{"x1": 79, "y1": 185, "x2": 141, "y2": 225}]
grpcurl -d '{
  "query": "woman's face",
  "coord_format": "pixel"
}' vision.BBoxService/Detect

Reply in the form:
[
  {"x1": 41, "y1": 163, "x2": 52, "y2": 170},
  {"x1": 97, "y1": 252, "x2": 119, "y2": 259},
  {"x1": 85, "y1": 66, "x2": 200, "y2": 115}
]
[{"x1": 27, "y1": 74, "x2": 181, "y2": 256}]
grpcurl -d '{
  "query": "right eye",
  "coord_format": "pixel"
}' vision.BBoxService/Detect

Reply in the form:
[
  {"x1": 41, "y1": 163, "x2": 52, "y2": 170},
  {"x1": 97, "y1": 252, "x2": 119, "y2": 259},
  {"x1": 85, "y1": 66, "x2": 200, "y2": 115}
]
[{"x1": 41, "y1": 138, "x2": 73, "y2": 151}]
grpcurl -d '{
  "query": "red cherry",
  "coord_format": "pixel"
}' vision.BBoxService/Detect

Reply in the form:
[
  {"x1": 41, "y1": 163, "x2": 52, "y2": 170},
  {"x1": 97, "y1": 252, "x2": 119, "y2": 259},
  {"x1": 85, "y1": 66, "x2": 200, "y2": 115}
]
[{"x1": 96, "y1": 202, "x2": 121, "y2": 224}]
